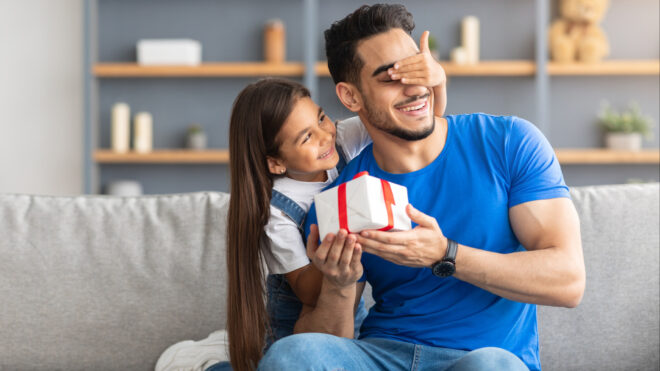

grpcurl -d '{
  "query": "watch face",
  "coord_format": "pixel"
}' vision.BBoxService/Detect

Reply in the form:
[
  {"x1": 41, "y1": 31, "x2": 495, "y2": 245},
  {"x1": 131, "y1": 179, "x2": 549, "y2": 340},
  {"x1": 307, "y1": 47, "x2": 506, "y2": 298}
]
[{"x1": 432, "y1": 261, "x2": 455, "y2": 277}]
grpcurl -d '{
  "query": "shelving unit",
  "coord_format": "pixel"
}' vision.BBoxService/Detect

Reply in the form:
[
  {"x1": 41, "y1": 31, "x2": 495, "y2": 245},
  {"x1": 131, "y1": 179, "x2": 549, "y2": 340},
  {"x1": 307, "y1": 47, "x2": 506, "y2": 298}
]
[
  {"x1": 94, "y1": 60, "x2": 659, "y2": 78},
  {"x1": 94, "y1": 149, "x2": 230, "y2": 164},
  {"x1": 316, "y1": 60, "x2": 538, "y2": 77},
  {"x1": 555, "y1": 149, "x2": 659, "y2": 164},
  {"x1": 84, "y1": 0, "x2": 660, "y2": 193},
  {"x1": 548, "y1": 60, "x2": 659, "y2": 75},
  {"x1": 93, "y1": 62, "x2": 306, "y2": 77},
  {"x1": 93, "y1": 148, "x2": 659, "y2": 165}
]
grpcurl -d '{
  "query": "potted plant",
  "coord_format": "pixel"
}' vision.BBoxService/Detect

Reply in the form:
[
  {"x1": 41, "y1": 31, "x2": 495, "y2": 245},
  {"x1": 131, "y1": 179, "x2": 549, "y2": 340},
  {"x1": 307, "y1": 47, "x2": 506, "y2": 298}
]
[
  {"x1": 428, "y1": 34, "x2": 440, "y2": 61},
  {"x1": 186, "y1": 124, "x2": 207, "y2": 150},
  {"x1": 598, "y1": 102, "x2": 654, "y2": 151}
]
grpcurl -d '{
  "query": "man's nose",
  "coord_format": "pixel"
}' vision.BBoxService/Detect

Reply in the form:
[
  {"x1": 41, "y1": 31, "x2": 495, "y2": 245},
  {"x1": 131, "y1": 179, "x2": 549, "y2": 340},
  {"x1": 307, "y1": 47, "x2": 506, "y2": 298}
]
[{"x1": 403, "y1": 84, "x2": 428, "y2": 97}]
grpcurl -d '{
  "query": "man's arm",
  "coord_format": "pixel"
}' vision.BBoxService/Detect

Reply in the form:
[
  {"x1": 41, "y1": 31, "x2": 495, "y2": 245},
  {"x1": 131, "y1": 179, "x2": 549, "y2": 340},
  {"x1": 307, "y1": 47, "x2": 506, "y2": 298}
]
[
  {"x1": 357, "y1": 200, "x2": 585, "y2": 308},
  {"x1": 292, "y1": 226, "x2": 364, "y2": 337},
  {"x1": 455, "y1": 197, "x2": 584, "y2": 307}
]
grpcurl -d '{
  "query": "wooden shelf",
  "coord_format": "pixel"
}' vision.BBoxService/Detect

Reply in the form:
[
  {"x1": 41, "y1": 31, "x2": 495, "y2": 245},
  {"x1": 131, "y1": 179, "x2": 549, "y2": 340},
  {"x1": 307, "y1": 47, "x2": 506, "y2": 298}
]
[
  {"x1": 548, "y1": 60, "x2": 660, "y2": 75},
  {"x1": 555, "y1": 149, "x2": 659, "y2": 164},
  {"x1": 94, "y1": 148, "x2": 658, "y2": 165},
  {"x1": 94, "y1": 149, "x2": 229, "y2": 163},
  {"x1": 94, "y1": 60, "x2": 659, "y2": 78},
  {"x1": 316, "y1": 60, "x2": 536, "y2": 77},
  {"x1": 93, "y1": 63, "x2": 305, "y2": 77}
]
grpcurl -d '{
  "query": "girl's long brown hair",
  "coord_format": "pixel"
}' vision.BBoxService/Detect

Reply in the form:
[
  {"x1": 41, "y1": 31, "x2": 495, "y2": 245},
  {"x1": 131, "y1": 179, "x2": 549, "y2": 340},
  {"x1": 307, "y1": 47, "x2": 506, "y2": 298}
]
[{"x1": 227, "y1": 78, "x2": 310, "y2": 371}]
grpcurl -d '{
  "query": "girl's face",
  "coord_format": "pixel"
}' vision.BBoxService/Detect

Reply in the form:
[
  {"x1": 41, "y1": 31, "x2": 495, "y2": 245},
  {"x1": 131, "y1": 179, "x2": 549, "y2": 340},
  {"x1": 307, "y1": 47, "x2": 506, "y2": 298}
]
[{"x1": 268, "y1": 97, "x2": 339, "y2": 182}]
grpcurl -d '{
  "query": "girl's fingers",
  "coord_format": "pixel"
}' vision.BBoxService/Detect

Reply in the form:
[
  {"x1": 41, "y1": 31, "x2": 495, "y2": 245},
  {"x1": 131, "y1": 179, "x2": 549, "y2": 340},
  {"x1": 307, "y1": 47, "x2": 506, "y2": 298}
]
[
  {"x1": 400, "y1": 77, "x2": 432, "y2": 85},
  {"x1": 390, "y1": 58, "x2": 424, "y2": 74},
  {"x1": 314, "y1": 232, "x2": 335, "y2": 263},
  {"x1": 350, "y1": 243, "x2": 363, "y2": 270},
  {"x1": 338, "y1": 234, "x2": 356, "y2": 267},
  {"x1": 392, "y1": 70, "x2": 427, "y2": 81},
  {"x1": 326, "y1": 229, "x2": 347, "y2": 264}
]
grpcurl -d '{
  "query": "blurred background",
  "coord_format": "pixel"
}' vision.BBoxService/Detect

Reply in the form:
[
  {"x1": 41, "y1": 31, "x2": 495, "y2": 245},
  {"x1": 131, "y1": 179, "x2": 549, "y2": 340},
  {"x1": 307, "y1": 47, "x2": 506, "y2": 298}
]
[{"x1": 0, "y1": 0, "x2": 658, "y2": 195}]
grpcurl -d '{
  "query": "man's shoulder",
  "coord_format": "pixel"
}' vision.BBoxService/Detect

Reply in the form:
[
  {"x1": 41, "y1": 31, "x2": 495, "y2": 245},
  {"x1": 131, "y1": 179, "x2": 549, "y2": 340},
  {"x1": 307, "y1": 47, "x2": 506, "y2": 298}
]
[
  {"x1": 451, "y1": 112, "x2": 518, "y2": 127},
  {"x1": 451, "y1": 113, "x2": 536, "y2": 141}
]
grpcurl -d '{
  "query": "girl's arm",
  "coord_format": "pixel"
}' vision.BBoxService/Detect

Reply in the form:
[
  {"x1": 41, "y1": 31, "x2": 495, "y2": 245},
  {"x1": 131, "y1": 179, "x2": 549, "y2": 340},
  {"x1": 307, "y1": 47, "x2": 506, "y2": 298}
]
[{"x1": 285, "y1": 264, "x2": 323, "y2": 306}]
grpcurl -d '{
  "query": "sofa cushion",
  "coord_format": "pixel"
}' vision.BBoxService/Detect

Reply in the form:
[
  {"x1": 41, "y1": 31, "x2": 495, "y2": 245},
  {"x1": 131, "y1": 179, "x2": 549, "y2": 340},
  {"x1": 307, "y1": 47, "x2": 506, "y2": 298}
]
[
  {"x1": 538, "y1": 183, "x2": 660, "y2": 370},
  {"x1": 0, "y1": 192, "x2": 230, "y2": 370}
]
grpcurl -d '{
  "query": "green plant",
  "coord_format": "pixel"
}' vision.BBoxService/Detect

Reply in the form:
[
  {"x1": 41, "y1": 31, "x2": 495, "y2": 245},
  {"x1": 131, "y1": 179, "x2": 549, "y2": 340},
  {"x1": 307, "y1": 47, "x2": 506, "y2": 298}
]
[
  {"x1": 187, "y1": 124, "x2": 204, "y2": 135},
  {"x1": 598, "y1": 101, "x2": 654, "y2": 139},
  {"x1": 428, "y1": 34, "x2": 438, "y2": 51}
]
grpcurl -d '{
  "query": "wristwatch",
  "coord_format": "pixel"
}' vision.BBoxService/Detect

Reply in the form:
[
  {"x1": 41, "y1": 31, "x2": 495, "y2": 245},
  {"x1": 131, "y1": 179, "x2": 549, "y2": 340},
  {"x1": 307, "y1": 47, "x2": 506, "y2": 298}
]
[{"x1": 431, "y1": 238, "x2": 458, "y2": 277}]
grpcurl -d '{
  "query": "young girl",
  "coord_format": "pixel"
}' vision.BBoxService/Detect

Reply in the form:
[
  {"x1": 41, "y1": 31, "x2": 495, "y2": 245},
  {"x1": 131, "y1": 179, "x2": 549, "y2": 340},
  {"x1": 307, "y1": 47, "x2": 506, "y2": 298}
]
[{"x1": 227, "y1": 35, "x2": 447, "y2": 370}]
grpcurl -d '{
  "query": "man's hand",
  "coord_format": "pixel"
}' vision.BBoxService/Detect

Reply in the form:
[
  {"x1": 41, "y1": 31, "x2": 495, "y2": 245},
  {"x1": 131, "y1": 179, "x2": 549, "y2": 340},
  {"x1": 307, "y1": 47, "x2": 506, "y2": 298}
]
[
  {"x1": 306, "y1": 224, "x2": 363, "y2": 287},
  {"x1": 387, "y1": 30, "x2": 446, "y2": 88},
  {"x1": 356, "y1": 204, "x2": 447, "y2": 267}
]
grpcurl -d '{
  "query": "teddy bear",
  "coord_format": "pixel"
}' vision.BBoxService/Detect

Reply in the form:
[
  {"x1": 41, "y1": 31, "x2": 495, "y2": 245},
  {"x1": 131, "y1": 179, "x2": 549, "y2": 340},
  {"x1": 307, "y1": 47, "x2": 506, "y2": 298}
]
[{"x1": 549, "y1": 0, "x2": 610, "y2": 63}]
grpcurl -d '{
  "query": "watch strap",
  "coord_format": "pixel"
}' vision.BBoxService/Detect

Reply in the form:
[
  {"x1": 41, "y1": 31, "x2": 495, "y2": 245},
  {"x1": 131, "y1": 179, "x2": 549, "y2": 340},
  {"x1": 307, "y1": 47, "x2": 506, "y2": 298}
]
[{"x1": 444, "y1": 238, "x2": 458, "y2": 262}]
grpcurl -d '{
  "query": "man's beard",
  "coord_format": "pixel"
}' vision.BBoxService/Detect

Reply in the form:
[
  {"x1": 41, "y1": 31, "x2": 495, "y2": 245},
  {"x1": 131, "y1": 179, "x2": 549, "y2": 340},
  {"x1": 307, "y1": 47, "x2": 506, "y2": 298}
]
[{"x1": 363, "y1": 94, "x2": 435, "y2": 141}]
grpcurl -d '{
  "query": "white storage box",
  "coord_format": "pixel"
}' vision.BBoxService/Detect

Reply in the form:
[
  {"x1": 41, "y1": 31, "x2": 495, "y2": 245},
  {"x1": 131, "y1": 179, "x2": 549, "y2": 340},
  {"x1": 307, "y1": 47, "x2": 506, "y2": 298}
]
[
  {"x1": 137, "y1": 39, "x2": 202, "y2": 66},
  {"x1": 314, "y1": 172, "x2": 412, "y2": 240}
]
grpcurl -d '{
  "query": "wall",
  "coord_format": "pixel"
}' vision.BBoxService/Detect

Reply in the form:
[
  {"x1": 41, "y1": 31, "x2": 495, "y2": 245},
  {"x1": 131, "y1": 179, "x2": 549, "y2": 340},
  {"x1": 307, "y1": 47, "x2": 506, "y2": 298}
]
[
  {"x1": 0, "y1": 0, "x2": 83, "y2": 195},
  {"x1": 93, "y1": 0, "x2": 659, "y2": 194}
]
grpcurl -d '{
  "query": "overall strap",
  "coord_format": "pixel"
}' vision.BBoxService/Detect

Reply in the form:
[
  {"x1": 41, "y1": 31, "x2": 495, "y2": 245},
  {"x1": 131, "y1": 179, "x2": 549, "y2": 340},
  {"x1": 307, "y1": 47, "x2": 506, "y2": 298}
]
[
  {"x1": 335, "y1": 144, "x2": 347, "y2": 173},
  {"x1": 270, "y1": 189, "x2": 306, "y2": 231}
]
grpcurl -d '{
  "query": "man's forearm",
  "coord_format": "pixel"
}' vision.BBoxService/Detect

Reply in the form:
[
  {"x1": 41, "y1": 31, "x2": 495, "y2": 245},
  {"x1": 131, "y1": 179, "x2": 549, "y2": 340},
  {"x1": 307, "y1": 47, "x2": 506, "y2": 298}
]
[
  {"x1": 454, "y1": 242, "x2": 585, "y2": 308},
  {"x1": 293, "y1": 277, "x2": 356, "y2": 337}
]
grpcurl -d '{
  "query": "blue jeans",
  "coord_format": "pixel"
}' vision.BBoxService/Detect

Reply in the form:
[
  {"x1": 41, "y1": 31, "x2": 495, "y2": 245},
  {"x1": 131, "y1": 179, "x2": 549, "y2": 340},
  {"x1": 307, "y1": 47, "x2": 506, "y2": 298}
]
[
  {"x1": 265, "y1": 274, "x2": 367, "y2": 350},
  {"x1": 205, "y1": 274, "x2": 368, "y2": 371},
  {"x1": 258, "y1": 334, "x2": 529, "y2": 371}
]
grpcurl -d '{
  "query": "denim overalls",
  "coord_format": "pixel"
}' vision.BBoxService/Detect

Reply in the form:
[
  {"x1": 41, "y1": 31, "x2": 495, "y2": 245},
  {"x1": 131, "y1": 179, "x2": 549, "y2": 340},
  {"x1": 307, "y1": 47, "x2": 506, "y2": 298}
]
[{"x1": 265, "y1": 145, "x2": 368, "y2": 350}]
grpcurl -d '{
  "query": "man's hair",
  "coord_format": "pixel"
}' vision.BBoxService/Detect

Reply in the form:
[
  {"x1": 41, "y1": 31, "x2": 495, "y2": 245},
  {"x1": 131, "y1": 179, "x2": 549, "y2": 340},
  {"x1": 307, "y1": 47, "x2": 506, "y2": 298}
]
[{"x1": 324, "y1": 4, "x2": 414, "y2": 85}]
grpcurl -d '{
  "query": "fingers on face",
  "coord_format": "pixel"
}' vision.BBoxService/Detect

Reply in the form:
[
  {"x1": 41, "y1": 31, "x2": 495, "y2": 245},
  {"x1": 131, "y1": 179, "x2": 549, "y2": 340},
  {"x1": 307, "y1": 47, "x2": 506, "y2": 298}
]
[
  {"x1": 420, "y1": 30, "x2": 430, "y2": 52},
  {"x1": 391, "y1": 56, "x2": 424, "y2": 73}
]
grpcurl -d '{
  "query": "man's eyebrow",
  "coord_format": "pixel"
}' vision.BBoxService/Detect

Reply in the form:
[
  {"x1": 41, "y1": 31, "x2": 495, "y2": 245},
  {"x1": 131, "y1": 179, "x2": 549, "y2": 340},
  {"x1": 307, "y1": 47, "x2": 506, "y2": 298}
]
[{"x1": 372, "y1": 62, "x2": 396, "y2": 77}]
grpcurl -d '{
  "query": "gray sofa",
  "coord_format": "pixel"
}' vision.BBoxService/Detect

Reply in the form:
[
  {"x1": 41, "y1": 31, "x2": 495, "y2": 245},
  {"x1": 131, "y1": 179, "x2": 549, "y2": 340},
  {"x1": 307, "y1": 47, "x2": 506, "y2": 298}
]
[{"x1": 1, "y1": 184, "x2": 658, "y2": 370}]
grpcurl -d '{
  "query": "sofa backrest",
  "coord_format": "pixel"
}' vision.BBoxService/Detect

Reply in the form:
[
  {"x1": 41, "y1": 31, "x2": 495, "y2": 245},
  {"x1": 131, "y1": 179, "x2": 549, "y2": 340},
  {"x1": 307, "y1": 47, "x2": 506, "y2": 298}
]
[
  {"x1": 538, "y1": 183, "x2": 659, "y2": 370},
  {"x1": 0, "y1": 192, "x2": 230, "y2": 370},
  {"x1": 1, "y1": 184, "x2": 658, "y2": 370}
]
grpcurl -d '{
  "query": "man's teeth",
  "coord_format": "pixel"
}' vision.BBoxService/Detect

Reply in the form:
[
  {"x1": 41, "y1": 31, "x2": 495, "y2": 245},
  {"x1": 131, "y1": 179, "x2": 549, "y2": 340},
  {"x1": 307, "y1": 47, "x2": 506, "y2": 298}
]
[{"x1": 400, "y1": 102, "x2": 425, "y2": 112}]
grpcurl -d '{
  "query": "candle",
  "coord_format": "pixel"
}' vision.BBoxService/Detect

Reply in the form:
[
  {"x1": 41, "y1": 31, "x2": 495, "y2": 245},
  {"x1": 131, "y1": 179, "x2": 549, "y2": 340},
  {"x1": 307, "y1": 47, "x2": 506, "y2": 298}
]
[
  {"x1": 264, "y1": 19, "x2": 285, "y2": 63},
  {"x1": 461, "y1": 16, "x2": 480, "y2": 64},
  {"x1": 133, "y1": 112, "x2": 153, "y2": 153},
  {"x1": 451, "y1": 47, "x2": 468, "y2": 65},
  {"x1": 111, "y1": 103, "x2": 130, "y2": 153}
]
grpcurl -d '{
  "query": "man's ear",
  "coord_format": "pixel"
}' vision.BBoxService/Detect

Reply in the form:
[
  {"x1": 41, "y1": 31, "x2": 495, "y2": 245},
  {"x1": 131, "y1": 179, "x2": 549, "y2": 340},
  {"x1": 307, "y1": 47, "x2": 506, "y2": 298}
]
[
  {"x1": 336, "y1": 82, "x2": 362, "y2": 113},
  {"x1": 266, "y1": 156, "x2": 286, "y2": 175}
]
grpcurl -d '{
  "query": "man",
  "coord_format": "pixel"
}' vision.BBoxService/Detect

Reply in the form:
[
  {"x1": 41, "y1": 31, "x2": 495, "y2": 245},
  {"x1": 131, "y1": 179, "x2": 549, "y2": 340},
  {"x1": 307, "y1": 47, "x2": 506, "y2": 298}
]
[{"x1": 259, "y1": 4, "x2": 584, "y2": 371}]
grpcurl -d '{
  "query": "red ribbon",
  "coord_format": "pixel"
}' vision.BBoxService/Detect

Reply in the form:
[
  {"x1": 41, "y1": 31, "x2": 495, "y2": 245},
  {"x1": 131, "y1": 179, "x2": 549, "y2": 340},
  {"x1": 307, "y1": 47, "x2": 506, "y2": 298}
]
[{"x1": 338, "y1": 172, "x2": 395, "y2": 233}]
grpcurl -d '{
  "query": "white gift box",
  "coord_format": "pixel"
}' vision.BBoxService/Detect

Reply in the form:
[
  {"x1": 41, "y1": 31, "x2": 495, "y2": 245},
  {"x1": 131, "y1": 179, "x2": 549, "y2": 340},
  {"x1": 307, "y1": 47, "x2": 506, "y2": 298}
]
[
  {"x1": 137, "y1": 39, "x2": 202, "y2": 66},
  {"x1": 314, "y1": 173, "x2": 412, "y2": 240}
]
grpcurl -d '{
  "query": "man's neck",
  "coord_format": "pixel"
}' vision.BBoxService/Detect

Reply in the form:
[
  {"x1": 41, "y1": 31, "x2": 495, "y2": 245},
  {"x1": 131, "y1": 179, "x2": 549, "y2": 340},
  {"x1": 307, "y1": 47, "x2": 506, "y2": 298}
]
[{"x1": 369, "y1": 116, "x2": 448, "y2": 174}]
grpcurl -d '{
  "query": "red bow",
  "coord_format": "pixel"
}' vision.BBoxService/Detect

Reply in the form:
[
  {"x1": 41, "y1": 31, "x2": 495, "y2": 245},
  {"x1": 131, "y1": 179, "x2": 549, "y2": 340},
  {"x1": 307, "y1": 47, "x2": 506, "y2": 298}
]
[{"x1": 338, "y1": 172, "x2": 395, "y2": 233}]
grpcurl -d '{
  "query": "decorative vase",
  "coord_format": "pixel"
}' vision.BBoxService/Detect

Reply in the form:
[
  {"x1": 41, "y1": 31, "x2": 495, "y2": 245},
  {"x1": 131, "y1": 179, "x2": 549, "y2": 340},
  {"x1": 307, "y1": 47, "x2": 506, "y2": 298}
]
[
  {"x1": 106, "y1": 180, "x2": 143, "y2": 196},
  {"x1": 264, "y1": 19, "x2": 285, "y2": 63},
  {"x1": 605, "y1": 132, "x2": 642, "y2": 151},
  {"x1": 187, "y1": 132, "x2": 207, "y2": 150}
]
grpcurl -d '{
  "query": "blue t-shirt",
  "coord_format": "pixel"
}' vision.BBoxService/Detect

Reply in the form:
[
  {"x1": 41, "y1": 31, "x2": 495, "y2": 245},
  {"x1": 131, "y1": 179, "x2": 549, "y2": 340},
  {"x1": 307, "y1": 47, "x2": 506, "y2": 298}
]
[{"x1": 305, "y1": 113, "x2": 570, "y2": 371}]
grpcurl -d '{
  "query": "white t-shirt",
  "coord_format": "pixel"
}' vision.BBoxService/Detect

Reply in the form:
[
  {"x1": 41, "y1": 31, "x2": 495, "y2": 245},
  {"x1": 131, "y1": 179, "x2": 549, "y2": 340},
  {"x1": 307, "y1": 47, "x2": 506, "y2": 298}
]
[{"x1": 262, "y1": 116, "x2": 371, "y2": 274}]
